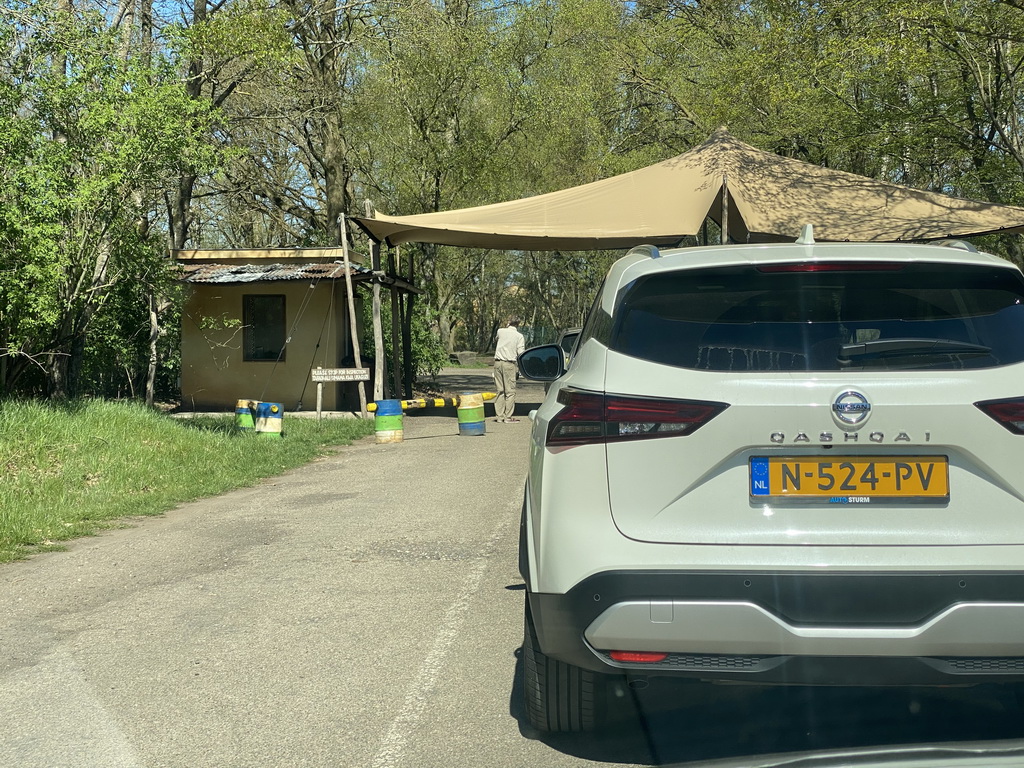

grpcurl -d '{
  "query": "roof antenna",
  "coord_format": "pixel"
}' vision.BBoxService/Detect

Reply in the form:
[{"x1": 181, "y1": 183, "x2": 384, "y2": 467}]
[
  {"x1": 796, "y1": 223, "x2": 815, "y2": 244},
  {"x1": 936, "y1": 238, "x2": 977, "y2": 252}
]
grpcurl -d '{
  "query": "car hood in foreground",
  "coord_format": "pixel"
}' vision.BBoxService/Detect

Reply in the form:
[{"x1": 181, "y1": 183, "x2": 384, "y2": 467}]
[{"x1": 667, "y1": 740, "x2": 1024, "y2": 768}]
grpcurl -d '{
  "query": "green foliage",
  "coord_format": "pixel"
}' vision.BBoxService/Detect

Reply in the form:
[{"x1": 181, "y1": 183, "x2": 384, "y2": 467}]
[
  {"x1": 360, "y1": 290, "x2": 450, "y2": 384},
  {"x1": 410, "y1": 303, "x2": 454, "y2": 380},
  {"x1": 0, "y1": 398, "x2": 375, "y2": 562},
  {"x1": 6, "y1": 0, "x2": 1024, "y2": 404},
  {"x1": 0, "y1": 0, "x2": 217, "y2": 397}
]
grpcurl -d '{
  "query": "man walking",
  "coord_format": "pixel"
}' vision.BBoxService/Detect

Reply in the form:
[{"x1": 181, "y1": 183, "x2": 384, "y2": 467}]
[{"x1": 493, "y1": 318, "x2": 526, "y2": 423}]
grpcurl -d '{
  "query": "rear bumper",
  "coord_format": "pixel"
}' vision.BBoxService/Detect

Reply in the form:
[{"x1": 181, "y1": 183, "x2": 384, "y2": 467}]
[{"x1": 529, "y1": 570, "x2": 1024, "y2": 685}]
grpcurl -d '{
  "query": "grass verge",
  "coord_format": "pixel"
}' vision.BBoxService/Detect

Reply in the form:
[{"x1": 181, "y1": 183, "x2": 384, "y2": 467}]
[{"x1": 0, "y1": 400, "x2": 376, "y2": 563}]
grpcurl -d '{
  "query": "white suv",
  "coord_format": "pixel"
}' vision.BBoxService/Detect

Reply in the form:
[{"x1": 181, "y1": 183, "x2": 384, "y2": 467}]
[{"x1": 517, "y1": 236, "x2": 1024, "y2": 733}]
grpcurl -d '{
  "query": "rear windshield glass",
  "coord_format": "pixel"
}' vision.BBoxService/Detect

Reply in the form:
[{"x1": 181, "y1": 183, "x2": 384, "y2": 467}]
[{"x1": 611, "y1": 262, "x2": 1024, "y2": 372}]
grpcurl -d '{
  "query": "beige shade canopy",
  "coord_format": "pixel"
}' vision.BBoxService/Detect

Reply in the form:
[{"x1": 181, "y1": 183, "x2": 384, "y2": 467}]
[{"x1": 354, "y1": 128, "x2": 1024, "y2": 250}]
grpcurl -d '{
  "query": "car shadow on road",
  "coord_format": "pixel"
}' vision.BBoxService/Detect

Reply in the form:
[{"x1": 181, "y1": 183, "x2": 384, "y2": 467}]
[{"x1": 507, "y1": 642, "x2": 1024, "y2": 766}]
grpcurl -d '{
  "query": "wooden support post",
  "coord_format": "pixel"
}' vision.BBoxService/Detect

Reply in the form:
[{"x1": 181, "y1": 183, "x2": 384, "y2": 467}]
[
  {"x1": 339, "y1": 215, "x2": 367, "y2": 416},
  {"x1": 370, "y1": 240, "x2": 386, "y2": 401},
  {"x1": 721, "y1": 174, "x2": 730, "y2": 245},
  {"x1": 390, "y1": 284, "x2": 403, "y2": 398},
  {"x1": 386, "y1": 246, "x2": 403, "y2": 397},
  {"x1": 401, "y1": 245, "x2": 414, "y2": 398}
]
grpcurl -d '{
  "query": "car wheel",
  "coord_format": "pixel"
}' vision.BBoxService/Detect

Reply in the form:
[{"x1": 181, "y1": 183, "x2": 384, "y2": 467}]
[{"x1": 522, "y1": 600, "x2": 601, "y2": 732}]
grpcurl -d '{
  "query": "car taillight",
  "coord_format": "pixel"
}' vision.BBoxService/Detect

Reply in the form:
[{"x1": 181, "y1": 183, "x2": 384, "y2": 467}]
[
  {"x1": 547, "y1": 389, "x2": 728, "y2": 446},
  {"x1": 976, "y1": 398, "x2": 1024, "y2": 434}
]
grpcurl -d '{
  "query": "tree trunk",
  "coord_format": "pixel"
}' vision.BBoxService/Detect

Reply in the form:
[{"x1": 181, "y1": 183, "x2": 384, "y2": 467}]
[
  {"x1": 324, "y1": 121, "x2": 351, "y2": 235},
  {"x1": 146, "y1": 292, "x2": 159, "y2": 407},
  {"x1": 167, "y1": 172, "x2": 197, "y2": 250},
  {"x1": 436, "y1": 303, "x2": 455, "y2": 354},
  {"x1": 48, "y1": 352, "x2": 70, "y2": 400},
  {"x1": 166, "y1": 0, "x2": 204, "y2": 251},
  {"x1": 47, "y1": 227, "x2": 116, "y2": 398},
  {"x1": 66, "y1": 333, "x2": 88, "y2": 398}
]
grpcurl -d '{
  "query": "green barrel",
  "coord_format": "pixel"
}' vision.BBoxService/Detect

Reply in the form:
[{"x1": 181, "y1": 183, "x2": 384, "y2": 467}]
[
  {"x1": 457, "y1": 392, "x2": 486, "y2": 436},
  {"x1": 235, "y1": 399, "x2": 255, "y2": 432},
  {"x1": 375, "y1": 399, "x2": 404, "y2": 443}
]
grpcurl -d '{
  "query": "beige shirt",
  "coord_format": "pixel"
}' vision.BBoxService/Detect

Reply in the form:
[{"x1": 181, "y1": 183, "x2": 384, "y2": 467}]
[{"x1": 494, "y1": 325, "x2": 526, "y2": 362}]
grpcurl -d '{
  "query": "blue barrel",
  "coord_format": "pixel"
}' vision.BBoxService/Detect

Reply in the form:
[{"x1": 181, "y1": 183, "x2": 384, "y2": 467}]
[
  {"x1": 254, "y1": 402, "x2": 283, "y2": 438},
  {"x1": 375, "y1": 399, "x2": 404, "y2": 443},
  {"x1": 457, "y1": 392, "x2": 486, "y2": 436}
]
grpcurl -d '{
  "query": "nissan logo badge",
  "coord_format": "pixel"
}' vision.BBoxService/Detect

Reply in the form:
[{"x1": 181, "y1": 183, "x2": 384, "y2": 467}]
[{"x1": 833, "y1": 391, "x2": 871, "y2": 425}]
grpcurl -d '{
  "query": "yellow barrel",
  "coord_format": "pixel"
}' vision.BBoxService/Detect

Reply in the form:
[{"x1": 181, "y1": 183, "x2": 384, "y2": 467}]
[{"x1": 457, "y1": 392, "x2": 486, "y2": 436}]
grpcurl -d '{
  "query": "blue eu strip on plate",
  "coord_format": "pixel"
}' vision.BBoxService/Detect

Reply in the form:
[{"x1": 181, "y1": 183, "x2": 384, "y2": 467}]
[{"x1": 750, "y1": 457, "x2": 770, "y2": 496}]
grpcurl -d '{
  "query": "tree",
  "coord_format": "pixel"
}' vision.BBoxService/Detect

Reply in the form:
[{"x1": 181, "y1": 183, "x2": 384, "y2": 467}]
[
  {"x1": 352, "y1": 0, "x2": 630, "y2": 352},
  {"x1": 0, "y1": 0, "x2": 215, "y2": 397}
]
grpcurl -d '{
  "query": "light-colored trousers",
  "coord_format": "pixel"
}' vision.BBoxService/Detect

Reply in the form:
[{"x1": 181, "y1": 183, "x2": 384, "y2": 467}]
[{"x1": 493, "y1": 360, "x2": 518, "y2": 420}]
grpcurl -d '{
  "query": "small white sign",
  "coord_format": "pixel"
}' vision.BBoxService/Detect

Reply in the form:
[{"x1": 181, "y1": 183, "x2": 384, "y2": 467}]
[{"x1": 311, "y1": 367, "x2": 370, "y2": 382}]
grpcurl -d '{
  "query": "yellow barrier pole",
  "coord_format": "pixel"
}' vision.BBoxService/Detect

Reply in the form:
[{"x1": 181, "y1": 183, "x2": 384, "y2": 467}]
[{"x1": 366, "y1": 393, "x2": 496, "y2": 412}]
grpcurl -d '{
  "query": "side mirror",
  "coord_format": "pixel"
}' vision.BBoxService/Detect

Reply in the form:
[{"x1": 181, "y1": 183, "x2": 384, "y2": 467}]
[{"x1": 517, "y1": 344, "x2": 565, "y2": 382}]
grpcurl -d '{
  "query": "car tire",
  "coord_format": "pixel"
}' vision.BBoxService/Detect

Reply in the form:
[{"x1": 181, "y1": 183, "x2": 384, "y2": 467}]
[{"x1": 522, "y1": 600, "x2": 600, "y2": 732}]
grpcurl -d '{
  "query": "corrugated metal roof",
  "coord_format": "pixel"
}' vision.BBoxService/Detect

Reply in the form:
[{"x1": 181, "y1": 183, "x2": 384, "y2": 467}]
[{"x1": 178, "y1": 262, "x2": 373, "y2": 284}]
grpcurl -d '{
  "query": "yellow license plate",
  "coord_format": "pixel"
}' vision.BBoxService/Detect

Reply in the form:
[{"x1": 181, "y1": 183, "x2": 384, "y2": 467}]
[{"x1": 750, "y1": 456, "x2": 949, "y2": 502}]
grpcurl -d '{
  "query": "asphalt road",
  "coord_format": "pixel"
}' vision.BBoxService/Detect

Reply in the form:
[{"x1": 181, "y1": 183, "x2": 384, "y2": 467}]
[{"x1": 3, "y1": 369, "x2": 1024, "y2": 767}]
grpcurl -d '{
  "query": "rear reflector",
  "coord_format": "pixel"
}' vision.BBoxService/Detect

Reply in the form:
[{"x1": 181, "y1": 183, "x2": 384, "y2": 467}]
[
  {"x1": 757, "y1": 262, "x2": 904, "y2": 273},
  {"x1": 609, "y1": 651, "x2": 669, "y2": 663},
  {"x1": 547, "y1": 389, "x2": 728, "y2": 446},
  {"x1": 976, "y1": 397, "x2": 1024, "y2": 434}
]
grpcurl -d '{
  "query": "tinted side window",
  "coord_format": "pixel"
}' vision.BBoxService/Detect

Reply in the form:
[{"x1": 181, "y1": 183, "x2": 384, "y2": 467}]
[
  {"x1": 610, "y1": 264, "x2": 1024, "y2": 372},
  {"x1": 577, "y1": 280, "x2": 612, "y2": 348}
]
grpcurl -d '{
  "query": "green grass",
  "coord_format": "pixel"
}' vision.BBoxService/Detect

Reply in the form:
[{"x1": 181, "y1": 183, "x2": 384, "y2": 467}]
[
  {"x1": 449, "y1": 359, "x2": 491, "y2": 369},
  {"x1": 0, "y1": 400, "x2": 376, "y2": 563}
]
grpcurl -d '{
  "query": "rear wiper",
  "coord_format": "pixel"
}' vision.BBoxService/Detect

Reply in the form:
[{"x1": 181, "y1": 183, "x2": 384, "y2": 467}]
[{"x1": 840, "y1": 338, "x2": 991, "y2": 359}]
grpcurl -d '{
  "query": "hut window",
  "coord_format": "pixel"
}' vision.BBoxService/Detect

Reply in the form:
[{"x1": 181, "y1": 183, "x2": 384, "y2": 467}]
[{"x1": 243, "y1": 294, "x2": 286, "y2": 362}]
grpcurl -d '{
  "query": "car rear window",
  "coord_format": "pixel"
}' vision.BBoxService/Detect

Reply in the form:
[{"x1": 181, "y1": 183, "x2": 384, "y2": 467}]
[{"x1": 610, "y1": 262, "x2": 1024, "y2": 371}]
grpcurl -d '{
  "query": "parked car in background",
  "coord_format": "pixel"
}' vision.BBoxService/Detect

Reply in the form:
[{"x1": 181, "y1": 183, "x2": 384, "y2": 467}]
[
  {"x1": 517, "y1": 234, "x2": 1024, "y2": 733},
  {"x1": 537, "y1": 327, "x2": 582, "y2": 394},
  {"x1": 556, "y1": 327, "x2": 582, "y2": 366}
]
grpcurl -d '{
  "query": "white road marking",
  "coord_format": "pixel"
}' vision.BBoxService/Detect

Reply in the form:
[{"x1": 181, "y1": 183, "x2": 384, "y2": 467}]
[
  {"x1": 2, "y1": 649, "x2": 142, "y2": 767},
  {"x1": 370, "y1": 515, "x2": 511, "y2": 768}
]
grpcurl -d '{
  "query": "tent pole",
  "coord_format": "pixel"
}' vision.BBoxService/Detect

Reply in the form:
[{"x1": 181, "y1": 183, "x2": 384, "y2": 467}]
[
  {"x1": 339, "y1": 215, "x2": 367, "y2": 417},
  {"x1": 401, "y1": 246, "x2": 414, "y2": 398},
  {"x1": 386, "y1": 246, "x2": 403, "y2": 397},
  {"x1": 721, "y1": 174, "x2": 729, "y2": 245},
  {"x1": 370, "y1": 240, "x2": 386, "y2": 401},
  {"x1": 390, "y1": 284, "x2": 402, "y2": 397}
]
